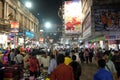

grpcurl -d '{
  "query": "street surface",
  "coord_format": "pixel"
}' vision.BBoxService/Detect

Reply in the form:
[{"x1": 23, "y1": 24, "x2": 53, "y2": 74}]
[{"x1": 80, "y1": 63, "x2": 97, "y2": 80}]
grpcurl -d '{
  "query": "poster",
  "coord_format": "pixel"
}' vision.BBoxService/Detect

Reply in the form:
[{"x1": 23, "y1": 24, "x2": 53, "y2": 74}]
[{"x1": 94, "y1": 8, "x2": 120, "y2": 31}]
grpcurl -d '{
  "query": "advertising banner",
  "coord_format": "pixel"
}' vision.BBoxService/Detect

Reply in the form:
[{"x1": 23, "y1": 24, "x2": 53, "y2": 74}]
[
  {"x1": 83, "y1": 12, "x2": 91, "y2": 38},
  {"x1": 64, "y1": 1, "x2": 82, "y2": 34},
  {"x1": 94, "y1": 8, "x2": 120, "y2": 31}
]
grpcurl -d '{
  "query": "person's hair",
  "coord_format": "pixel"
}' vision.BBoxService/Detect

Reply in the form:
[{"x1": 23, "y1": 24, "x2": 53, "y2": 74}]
[
  {"x1": 50, "y1": 54, "x2": 55, "y2": 59},
  {"x1": 98, "y1": 59, "x2": 106, "y2": 68},
  {"x1": 57, "y1": 54, "x2": 65, "y2": 65},
  {"x1": 65, "y1": 52, "x2": 69, "y2": 57},
  {"x1": 72, "y1": 55, "x2": 76, "y2": 61},
  {"x1": 11, "y1": 49, "x2": 15, "y2": 52},
  {"x1": 103, "y1": 50, "x2": 110, "y2": 56},
  {"x1": 71, "y1": 50, "x2": 75, "y2": 53},
  {"x1": 15, "y1": 49, "x2": 20, "y2": 54}
]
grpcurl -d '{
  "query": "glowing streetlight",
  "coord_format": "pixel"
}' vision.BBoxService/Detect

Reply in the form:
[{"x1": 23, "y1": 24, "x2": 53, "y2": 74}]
[
  {"x1": 25, "y1": 2, "x2": 32, "y2": 8},
  {"x1": 45, "y1": 22, "x2": 51, "y2": 29},
  {"x1": 40, "y1": 29, "x2": 44, "y2": 32}
]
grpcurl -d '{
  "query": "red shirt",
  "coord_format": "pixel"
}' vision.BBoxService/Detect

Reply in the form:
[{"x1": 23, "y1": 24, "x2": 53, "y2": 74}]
[
  {"x1": 29, "y1": 57, "x2": 39, "y2": 72},
  {"x1": 50, "y1": 63, "x2": 74, "y2": 80}
]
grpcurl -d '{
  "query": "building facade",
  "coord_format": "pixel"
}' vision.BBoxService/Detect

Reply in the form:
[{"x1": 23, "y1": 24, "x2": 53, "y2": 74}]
[
  {"x1": 81, "y1": 0, "x2": 120, "y2": 50},
  {"x1": 0, "y1": 0, "x2": 39, "y2": 48}
]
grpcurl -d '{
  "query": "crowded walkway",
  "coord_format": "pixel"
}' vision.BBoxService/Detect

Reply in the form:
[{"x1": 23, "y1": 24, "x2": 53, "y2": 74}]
[{"x1": 0, "y1": 46, "x2": 120, "y2": 80}]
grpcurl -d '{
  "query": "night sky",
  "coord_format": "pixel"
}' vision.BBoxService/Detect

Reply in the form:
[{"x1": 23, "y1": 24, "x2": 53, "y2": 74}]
[{"x1": 20, "y1": 0, "x2": 65, "y2": 24}]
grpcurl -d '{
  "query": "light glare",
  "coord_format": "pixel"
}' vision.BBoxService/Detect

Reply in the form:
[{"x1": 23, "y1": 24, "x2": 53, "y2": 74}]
[
  {"x1": 45, "y1": 22, "x2": 51, "y2": 28},
  {"x1": 25, "y1": 2, "x2": 32, "y2": 8}
]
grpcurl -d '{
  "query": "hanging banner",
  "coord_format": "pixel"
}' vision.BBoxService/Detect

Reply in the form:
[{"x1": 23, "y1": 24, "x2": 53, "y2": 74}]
[
  {"x1": 94, "y1": 8, "x2": 120, "y2": 31},
  {"x1": 64, "y1": 1, "x2": 82, "y2": 34}
]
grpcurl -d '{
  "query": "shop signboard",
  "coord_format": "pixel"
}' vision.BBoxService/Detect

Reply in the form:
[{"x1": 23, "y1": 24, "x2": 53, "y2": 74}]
[
  {"x1": 8, "y1": 33, "x2": 15, "y2": 40},
  {"x1": 104, "y1": 35, "x2": 120, "y2": 40},
  {"x1": 10, "y1": 21, "x2": 19, "y2": 33},
  {"x1": 108, "y1": 40, "x2": 117, "y2": 44},
  {"x1": 10, "y1": 28, "x2": 19, "y2": 33},
  {"x1": 64, "y1": 1, "x2": 82, "y2": 34},
  {"x1": 104, "y1": 35, "x2": 116, "y2": 40},
  {"x1": 25, "y1": 31, "x2": 34, "y2": 38},
  {"x1": 10, "y1": 21, "x2": 19, "y2": 28},
  {"x1": 94, "y1": 8, "x2": 120, "y2": 31},
  {"x1": 83, "y1": 12, "x2": 91, "y2": 38},
  {"x1": 117, "y1": 35, "x2": 120, "y2": 40}
]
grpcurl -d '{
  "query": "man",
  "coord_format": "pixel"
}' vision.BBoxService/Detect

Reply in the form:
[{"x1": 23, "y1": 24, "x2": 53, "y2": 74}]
[
  {"x1": 70, "y1": 55, "x2": 81, "y2": 80},
  {"x1": 41, "y1": 51, "x2": 50, "y2": 73},
  {"x1": 111, "y1": 51, "x2": 120, "y2": 79},
  {"x1": 50, "y1": 54, "x2": 74, "y2": 80},
  {"x1": 64, "y1": 52, "x2": 72, "y2": 65},
  {"x1": 14, "y1": 49, "x2": 23, "y2": 64},
  {"x1": 93, "y1": 59, "x2": 113, "y2": 80},
  {"x1": 48, "y1": 54, "x2": 57, "y2": 75},
  {"x1": 103, "y1": 51, "x2": 118, "y2": 80},
  {"x1": 71, "y1": 50, "x2": 80, "y2": 62}
]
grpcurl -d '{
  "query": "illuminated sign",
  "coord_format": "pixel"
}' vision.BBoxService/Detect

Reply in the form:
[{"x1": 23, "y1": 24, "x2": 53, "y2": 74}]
[
  {"x1": 25, "y1": 31, "x2": 34, "y2": 38},
  {"x1": 64, "y1": 1, "x2": 82, "y2": 34},
  {"x1": 10, "y1": 21, "x2": 19, "y2": 28},
  {"x1": 0, "y1": 34, "x2": 7, "y2": 44}
]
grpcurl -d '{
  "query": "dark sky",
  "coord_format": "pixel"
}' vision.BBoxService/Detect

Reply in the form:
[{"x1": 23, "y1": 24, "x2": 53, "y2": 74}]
[{"x1": 20, "y1": 0, "x2": 64, "y2": 24}]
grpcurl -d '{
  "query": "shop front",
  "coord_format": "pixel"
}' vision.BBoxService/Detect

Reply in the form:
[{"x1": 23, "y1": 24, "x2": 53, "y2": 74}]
[
  {"x1": 24, "y1": 31, "x2": 34, "y2": 47},
  {"x1": 89, "y1": 35, "x2": 120, "y2": 50},
  {"x1": 90, "y1": 36, "x2": 105, "y2": 49},
  {"x1": 0, "y1": 34, "x2": 8, "y2": 49},
  {"x1": 105, "y1": 35, "x2": 120, "y2": 50}
]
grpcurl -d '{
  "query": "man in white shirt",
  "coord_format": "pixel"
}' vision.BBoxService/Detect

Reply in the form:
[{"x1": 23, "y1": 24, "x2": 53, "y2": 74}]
[
  {"x1": 103, "y1": 51, "x2": 118, "y2": 80},
  {"x1": 14, "y1": 50, "x2": 23, "y2": 64},
  {"x1": 41, "y1": 52, "x2": 50, "y2": 73}
]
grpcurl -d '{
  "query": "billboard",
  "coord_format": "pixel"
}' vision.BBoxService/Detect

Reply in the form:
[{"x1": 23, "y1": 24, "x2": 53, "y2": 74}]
[
  {"x1": 64, "y1": 1, "x2": 82, "y2": 34},
  {"x1": 94, "y1": 8, "x2": 120, "y2": 31}
]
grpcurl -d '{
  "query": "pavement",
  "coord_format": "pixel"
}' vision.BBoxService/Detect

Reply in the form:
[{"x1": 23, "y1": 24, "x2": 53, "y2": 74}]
[{"x1": 80, "y1": 63, "x2": 98, "y2": 80}]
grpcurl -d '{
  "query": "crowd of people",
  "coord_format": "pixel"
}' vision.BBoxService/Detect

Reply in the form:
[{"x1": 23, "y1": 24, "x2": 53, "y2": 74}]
[{"x1": 0, "y1": 46, "x2": 120, "y2": 80}]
